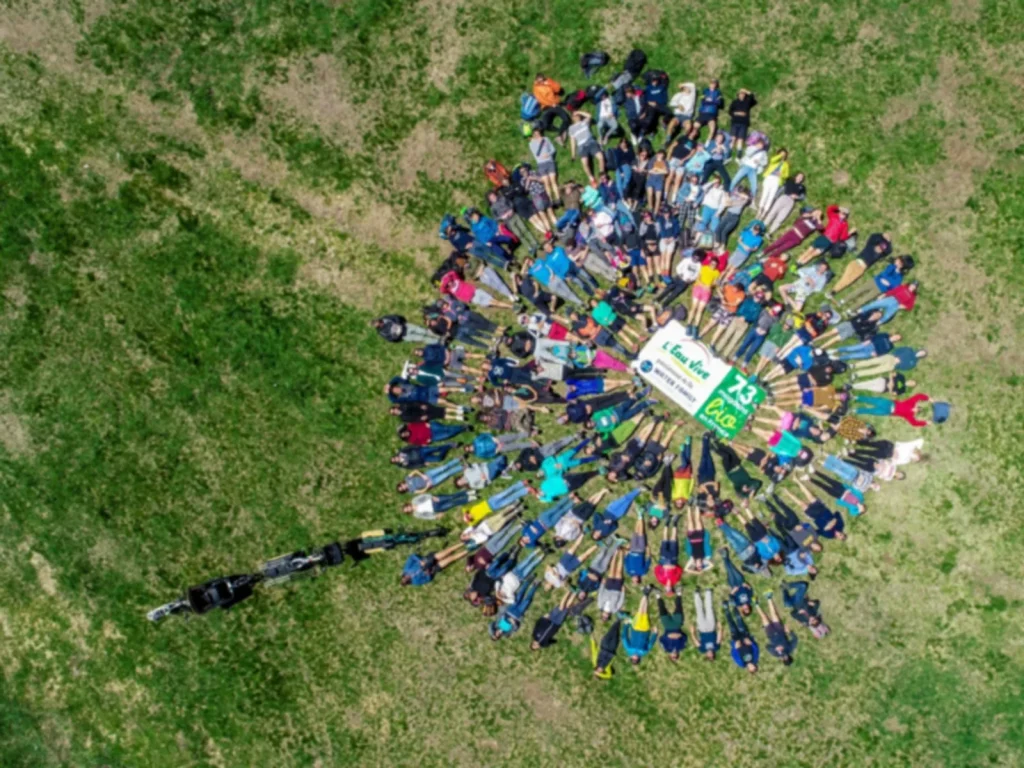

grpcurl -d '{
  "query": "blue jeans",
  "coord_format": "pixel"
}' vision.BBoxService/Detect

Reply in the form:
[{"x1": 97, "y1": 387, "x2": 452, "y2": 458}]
[
  {"x1": 605, "y1": 488, "x2": 643, "y2": 522},
  {"x1": 730, "y1": 165, "x2": 758, "y2": 197},
  {"x1": 719, "y1": 522, "x2": 755, "y2": 560},
  {"x1": 735, "y1": 327, "x2": 767, "y2": 364},
  {"x1": 419, "y1": 444, "x2": 455, "y2": 464},
  {"x1": 615, "y1": 395, "x2": 656, "y2": 422},
  {"x1": 616, "y1": 165, "x2": 632, "y2": 199},
  {"x1": 833, "y1": 340, "x2": 877, "y2": 361},
  {"x1": 697, "y1": 204, "x2": 718, "y2": 233},
  {"x1": 853, "y1": 395, "x2": 895, "y2": 417},
  {"x1": 538, "y1": 497, "x2": 574, "y2": 529},
  {"x1": 700, "y1": 158, "x2": 731, "y2": 187},
  {"x1": 858, "y1": 296, "x2": 901, "y2": 324},
  {"x1": 470, "y1": 242, "x2": 510, "y2": 270},
  {"x1": 513, "y1": 549, "x2": 545, "y2": 580},
  {"x1": 430, "y1": 423, "x2": 468, "y2": 442},
  {"x1": 425, "y1": 458, "x2": 464, "y2": 487},
  {"x1": 508, "y1": 578, "x2": 541, "y2": 621},
  {"x1": 435, "y1": 490, "x2": 472, "y2": 512},
  {"x1": 782, "y1": 581, "x2": 809, "y2": 610},
  {"x1": 487, "y1": 480, "x2": 530, "y2": 511},
  {"x1": 556, "y1": 209, "x2": 581, "y2": 231},
  {"x1": 823, "y1": 454, "x2": 860, "y2": 484},
  {"x1": 723, "y1": 550, "x2": 746, "y2": 588}
]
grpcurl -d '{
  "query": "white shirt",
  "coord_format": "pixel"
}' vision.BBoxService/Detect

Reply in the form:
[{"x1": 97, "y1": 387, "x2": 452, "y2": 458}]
[
  {"x1": 593, "y1": 210, "x2": 615, "y2": 239},
  {"x1": 598, "y1": 98, "x2": 615, "y2": 120},
  {"x1": 741, "y1": 147, "x2": 769, "y2": 171},
  {"x1": 702, "y1": 185, "x2": 728, "y2": 210},
  {"x1": 670, "y1": 86, "x2": 696, "y2": 116},
  {"x1": 462, "y1": 463, "x2": 491, "y2": 490},
  {"x1": 498, "y1": 572, "x2": 521, "y2": 604},
  {"x1": 892, "y1": 439, "x2": 924, "y2": 466},
  {"x1": 872, "y1": 459, "x2": 898, "y2": 481},
  {"x1": 411, "y1": 495, "x2": 438, "y2": 520},
  {"x1": 554, "y1": 513, "x2": 583, "y2": 543},
  {"x1": 521, "y1": 312, "x2": 553, "y2": 338},
  {"x1": 676, "y1": 259, "x2": 702, "y2": 281}
]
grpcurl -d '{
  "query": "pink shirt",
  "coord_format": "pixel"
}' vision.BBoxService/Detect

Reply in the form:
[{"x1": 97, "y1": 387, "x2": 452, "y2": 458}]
[{"x1": 439, "y1": 271, "x2": 476, "y2": 303}]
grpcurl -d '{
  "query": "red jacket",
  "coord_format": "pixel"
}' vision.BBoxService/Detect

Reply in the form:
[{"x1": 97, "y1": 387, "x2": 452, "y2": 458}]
[
  {"x1": 405, "y1": 423, "x2": 433, "y2": 445},
  {"x1": 893, "y1": 393, "x2": 929, "y2": 427},
  {"x1": 885, "y1": 284, "x2": 917, "y2": 311},
  {"x1": 823, "y1": 205, "x2": 849, "y2": 243}
]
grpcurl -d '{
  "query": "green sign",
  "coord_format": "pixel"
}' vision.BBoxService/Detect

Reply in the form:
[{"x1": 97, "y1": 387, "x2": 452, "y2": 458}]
[{"x1": 694, "y1": 367, "x2": 766, "y2": 439}]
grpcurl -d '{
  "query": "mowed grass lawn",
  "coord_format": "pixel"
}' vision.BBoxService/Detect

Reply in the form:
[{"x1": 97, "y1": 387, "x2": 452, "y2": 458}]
[{"x1": 1, "y1": 0, "x2": 1023, "y2": 766}]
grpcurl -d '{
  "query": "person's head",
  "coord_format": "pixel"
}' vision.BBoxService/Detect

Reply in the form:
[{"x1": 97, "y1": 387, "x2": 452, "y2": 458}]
[
  {"x1": 809, "y1": 616, "x2": 822, "y2": 627},
  {"x1": 630, "y1": 655, "x2": 641, "y2": 665},
  {"x1": 740, "y1": 604, "x2": 752, "y2": 617},
  {"x1": 838, "y1": 206, "x2": 850, "y2": 219},
  {"x1": 625, "y1": 85, "x2": 636, "y2": 96},
  {"x1": 531, "y1": 128, "x2": 542, "y2": 140},
  {"x1": 530, "y1": 640, "x2": 542, "y2": 651},
  {"x1": 618, "y1": 137, "x2": 630, "y2": 150},
  {"x1": 710, "y1": 78, "x2": 719, "y2": 89},
  {"x1": 401, "y1": 502, "x2": 414, "y2": 514},
  {"x1": 816, "y1": 261, "x2": 829, "y2": 273},
  {"x1": 535, "y1": 73, "x2": 546, "y2": 83},
  {"x1": 601, "y1": 611, "x2": 612, "y2": 622},
  {"x1": 704, "y1": 650, "x2": 716, "y2": 661},
  {"x1": 777, "y1": 148, "x2": 789, "y2": 159},
  {"x1": 809, "y1": 540, "x2": 824, "y2": 553},
  {"x1": 793, "y1": 171, "x2": 805, "y2": 183},
  {"x1": 835, "y1": 530, "x2": 848, "y2": 541},
  {"x1": 400, "y1": 574, "x2": 412, "y2": 586},
  {"x1": 606, "y1": 470, "x2": 619, "y2": 483},
  {"x1": 898, "y1": 254, "x2": 916, "y2": 272},
  {"x1": 573, "y1": 111, "x2": 587, "y2": 123},
  {"x1": 807, "y1": 565, "x2": 819, "y2": 580},
  {"x1": 396, "y1": 481, "x2": 409, "y2": 493},
  {"x1": 388, "y1": 406, "x2": 400, "y2": 416},
  {"x1": 782, "y1": 655, "x2": 794, "y2": 666}
]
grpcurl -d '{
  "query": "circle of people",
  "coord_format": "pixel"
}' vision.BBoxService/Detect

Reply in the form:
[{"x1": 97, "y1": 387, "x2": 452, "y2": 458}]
[{"x1": 373, "y1": 49, "x2": 950, "y2": 678}]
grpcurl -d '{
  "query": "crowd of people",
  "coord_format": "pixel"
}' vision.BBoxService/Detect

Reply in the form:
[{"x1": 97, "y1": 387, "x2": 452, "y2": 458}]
[{"x1": 373, "y1": 50, "x2": 948, "y2": 677}]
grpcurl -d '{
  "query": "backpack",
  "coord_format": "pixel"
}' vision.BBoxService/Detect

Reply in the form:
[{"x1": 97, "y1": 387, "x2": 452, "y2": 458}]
[
  {"x1": 624, "y1": 48, "x2": 648, "y2": 78},
  {"x1": 827, "y1": 241, "x2": 848, "y2": 259},
  {"x1": 580, "y1": 51, "x2": 610, "y2": 77},
  {"x1": 439, "y1": 214, "x2": 456, "y2": 240},
  {"x1": 520, "y1": 93, "x2": 541, "y2": 121},
  {"x1": 564, "y1": 89, "x2": 589, "y2": 111}
]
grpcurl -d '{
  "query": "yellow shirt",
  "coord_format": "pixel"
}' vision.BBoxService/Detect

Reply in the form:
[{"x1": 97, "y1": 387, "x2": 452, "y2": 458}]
[
  {"x1": 466, "y1": 500, "x2": 491, "y2": 525},
  {"x1": 672, "y1": 475, "x2": 694, "y2": 502},
  {"x1": 697, "y1": 264, "x2": 720, "y2": 287}
]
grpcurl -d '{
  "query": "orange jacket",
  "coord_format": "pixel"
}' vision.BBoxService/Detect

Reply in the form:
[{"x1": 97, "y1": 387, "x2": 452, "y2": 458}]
[{"x1": 533, "y1": 78, "x2": 563, "y2": 109}]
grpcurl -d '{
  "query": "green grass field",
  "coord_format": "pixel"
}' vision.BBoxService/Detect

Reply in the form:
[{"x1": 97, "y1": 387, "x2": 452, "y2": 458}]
[{"x1": 1, "y1": 0, "x2": 1023, "y2": 765}]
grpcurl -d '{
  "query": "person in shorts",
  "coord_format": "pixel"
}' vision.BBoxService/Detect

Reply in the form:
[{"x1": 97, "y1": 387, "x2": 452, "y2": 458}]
[{"x1": 568, "y1": 110, "x2": 605, "y2": 182}]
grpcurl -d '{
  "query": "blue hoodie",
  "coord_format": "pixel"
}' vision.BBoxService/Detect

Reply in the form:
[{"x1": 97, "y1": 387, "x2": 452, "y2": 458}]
[{"x1": 470, "y1": 215, "x2": 499, "y2": 243}]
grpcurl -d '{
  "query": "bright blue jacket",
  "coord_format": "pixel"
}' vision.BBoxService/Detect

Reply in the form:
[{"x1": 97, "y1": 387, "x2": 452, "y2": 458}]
[
  {"x1": 470, "y1": 215, "x2": 499, "y2": 243},
  {"x1": 622, "y1": 623, "x2": 657, "y2": 658}
]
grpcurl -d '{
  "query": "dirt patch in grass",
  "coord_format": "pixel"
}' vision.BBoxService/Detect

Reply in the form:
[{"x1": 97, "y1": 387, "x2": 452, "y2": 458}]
[
  {"x1": 29, "y1": 551, "x2": 58, "y2": 596},
  {"x1": 950, "y1": 0, "x2": 981, "y2": 23},
  {"x1": 392, "y1": 122, "x2": 469, "y2": 192},
  {"x1": 291, "y1": 186, "x2": 437, "y2": 256},
  {"x1": 597, "y1": 3, "x2": 661, "y2": 56},
  {"x1": 420, "y1": 0, "x2": 469, "y2": 91},
  {"x1": 0, "y1": 392, "x2": 32, "y2": 459},
  {"x1": 0, "y1": 3, "x2": 80, "y2": 75},
  {"x1": 262, "y1": 55, "x2": 373, "y2": 152},
  {"x1": 881, "y1": 55, "x2": 962, "y2": 131}
]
